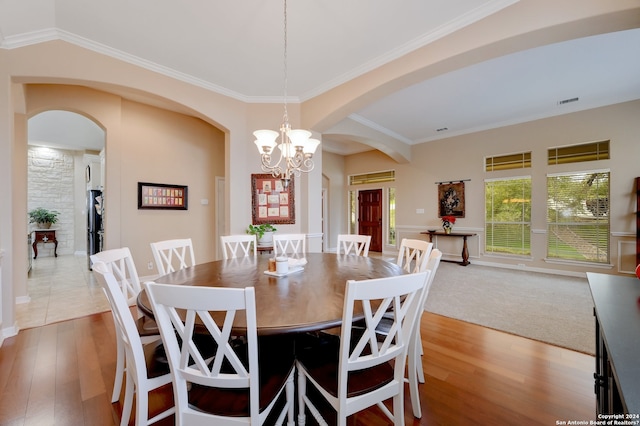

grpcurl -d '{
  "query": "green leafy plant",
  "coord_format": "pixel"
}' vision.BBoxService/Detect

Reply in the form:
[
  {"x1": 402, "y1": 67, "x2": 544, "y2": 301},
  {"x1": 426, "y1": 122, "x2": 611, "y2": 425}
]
[
  {"x1": 246, "y1": 223, "x2": 277, "y2": 240},
  {"x1": 28, "y1": 207, "x2": 60, "y2": 225}
]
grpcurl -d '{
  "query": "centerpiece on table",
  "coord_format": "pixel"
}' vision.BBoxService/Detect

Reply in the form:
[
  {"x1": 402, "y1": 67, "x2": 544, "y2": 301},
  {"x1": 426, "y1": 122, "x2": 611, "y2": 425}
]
[
  {"x1": 246, "y1": 223, "x2": 277, "y2": 247},
  {"x1": 441, "y1": 215, "x2": 456, "y2": 234}
]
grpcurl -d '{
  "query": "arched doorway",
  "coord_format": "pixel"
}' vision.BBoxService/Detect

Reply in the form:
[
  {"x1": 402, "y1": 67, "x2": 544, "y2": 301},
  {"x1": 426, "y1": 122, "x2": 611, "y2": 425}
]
[{"x1": 19, "y1": 111, "x2": 107, "y2": 328}]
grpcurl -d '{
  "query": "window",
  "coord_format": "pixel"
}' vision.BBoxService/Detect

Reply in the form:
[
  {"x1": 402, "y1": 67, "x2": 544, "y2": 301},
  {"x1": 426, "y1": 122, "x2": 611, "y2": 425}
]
[
  {"x1": 388, "y1": 187, "x2": 396, "y2": 246},
  {"x1": 349, "y1": 170, "x2": 395, "y2": 185},
  {"x1": 547, "y1": 171, "x2": 609, "y2": 263},
  {"x1": 348, "y1": 190, "x2": 356, "y2": 234},
  {"x1": 485, "y1": 177, "x2": 531, "y2": 256},
  {"x1": 548, "y1": 140, "x2": 609, "y2": 165},
  {"x1": 485, "y1": 152, "x2": 531, "y2": 172}
]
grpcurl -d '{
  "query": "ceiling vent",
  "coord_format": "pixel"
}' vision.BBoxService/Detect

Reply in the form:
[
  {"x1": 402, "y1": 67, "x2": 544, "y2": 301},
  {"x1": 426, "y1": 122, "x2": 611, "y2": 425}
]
[{"x1": 557, "y1": 97, "x2": 579, "y2": 105}]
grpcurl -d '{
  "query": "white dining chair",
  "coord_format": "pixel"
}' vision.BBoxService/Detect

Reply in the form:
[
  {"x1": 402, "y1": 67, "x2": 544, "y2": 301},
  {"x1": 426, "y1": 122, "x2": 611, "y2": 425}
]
[
  {"x1": 396, "y1": 238, "x2": 433, "y2": 273},
  {"x1": 272, "y1": 233, "x2": 306, "y2": 256},
  {"x1": 92, "y1": 261, "x2": 174, "y2": 426},
  {"x1": 220, "y1": 234, "x2": 257, "y2": 259},
  {"x1": 296, "y1": 271, "x2": 429, "y2": 426},
  {"x1": 150, "y1": 238, "x2": 195, "y2": 275},
  {"x1": 406, "y1": 249, "x2": 442, "y2": 418},
  {"x1": 376, "y1": 245, "x2": 442, "y2": 418},
  {"x1": 90, "y1": 247, "x2": 160, "y2": 404},
  {"x1": 336, "y1": 234, "x2": 371, "y2": 257},
  {"x1": 143, "y1": 282, "x2": 296, "y2": 426}
]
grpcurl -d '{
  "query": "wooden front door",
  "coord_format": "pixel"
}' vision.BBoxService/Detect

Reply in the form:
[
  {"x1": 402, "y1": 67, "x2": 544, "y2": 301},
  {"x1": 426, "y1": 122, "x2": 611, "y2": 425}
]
[{"x1": 358, "y1": 189, "x2": 383, "y2": 252}]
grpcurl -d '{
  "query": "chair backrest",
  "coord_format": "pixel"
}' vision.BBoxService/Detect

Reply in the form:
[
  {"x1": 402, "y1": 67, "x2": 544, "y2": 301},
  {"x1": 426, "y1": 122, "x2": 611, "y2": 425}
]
[
  {"x1": 143, "y1": 282, "x2": 262, "y2": 423},
  {"x1": 150, "y1": 238, "x2": 196, "y2": 275},
  {"x1": 90, "y1": 247, "x2": 142, "y2": 305},
  {"x1": 336, "y1": 234, "x2": 371, "y2": 257},
  {"x1": 339, "y1": 271, "x2": 429, "y2": 395},
  {"x1": 396, "y1": 238, "x2": 433, "y2": 273},
  {"x1": 92, "y1": 261, "x2": 148, "y2": 386},
  {"x1": 220, "y1": 234, "x2": 257, "y2": 259},
  {"x1": 272, "y1": 233, "x2": 306, "y2": 256}
]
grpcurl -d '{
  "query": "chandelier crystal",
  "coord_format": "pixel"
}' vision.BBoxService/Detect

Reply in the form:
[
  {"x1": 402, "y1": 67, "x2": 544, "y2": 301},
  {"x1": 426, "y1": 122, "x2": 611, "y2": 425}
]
[{"x1": 253, "y1": 0, "x2": 320, "y2": 188}]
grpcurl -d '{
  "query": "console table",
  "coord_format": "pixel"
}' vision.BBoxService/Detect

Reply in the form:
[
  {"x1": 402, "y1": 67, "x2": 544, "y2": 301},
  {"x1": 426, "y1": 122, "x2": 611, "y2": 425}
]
[
  {"x1": 421, "y1": 231, "x2": 476, "y2": 266},
  {"x1": 32, "y1": 229, "x2": 58, "y2": 259},
  {"x1": 588, "y1": 272, "x2": 640, "y2": 416}
]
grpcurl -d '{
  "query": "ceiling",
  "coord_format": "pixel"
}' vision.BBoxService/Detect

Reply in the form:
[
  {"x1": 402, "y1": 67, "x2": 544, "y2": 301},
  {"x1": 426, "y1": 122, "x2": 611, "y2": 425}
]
[{"x1": 3, "y1": 0, "x2": 640, "y2": 155}]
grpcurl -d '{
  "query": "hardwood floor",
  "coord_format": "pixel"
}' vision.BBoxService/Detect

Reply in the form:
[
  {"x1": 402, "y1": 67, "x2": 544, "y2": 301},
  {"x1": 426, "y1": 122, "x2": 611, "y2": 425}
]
[{"x1": 0, "y1": 310, "x2": 596, "y2": 425}]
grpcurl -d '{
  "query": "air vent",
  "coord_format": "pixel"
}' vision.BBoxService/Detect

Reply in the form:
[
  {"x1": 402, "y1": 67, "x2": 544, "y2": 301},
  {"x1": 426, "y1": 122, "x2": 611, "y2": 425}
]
[{"x1": 557, "y1": 97, "x2": 579, "y2": 105}]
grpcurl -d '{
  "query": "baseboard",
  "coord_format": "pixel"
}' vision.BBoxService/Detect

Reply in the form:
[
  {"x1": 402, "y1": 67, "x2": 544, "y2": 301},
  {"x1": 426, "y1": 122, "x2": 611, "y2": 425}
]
[
  {"x1": 0, "y1": 322, "x2": 19, "y2": 347},
  {"x1": 471, "y1": 259, "x2": 586, "y2": 278},
  {"x1": 16, "y1": 295, "x2": 31, "y2": 304}
]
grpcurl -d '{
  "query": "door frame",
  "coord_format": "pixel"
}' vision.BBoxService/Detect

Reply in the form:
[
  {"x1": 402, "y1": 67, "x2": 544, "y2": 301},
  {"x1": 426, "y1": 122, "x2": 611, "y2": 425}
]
[{"x1": 349, "y1": 186, "x2": 393, "y2": 253}]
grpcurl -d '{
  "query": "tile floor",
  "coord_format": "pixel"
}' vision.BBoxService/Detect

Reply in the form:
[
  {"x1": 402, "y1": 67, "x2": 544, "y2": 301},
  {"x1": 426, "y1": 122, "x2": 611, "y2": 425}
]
[{"x1": 16, "y1": 254, "x2": 111, "y2": 329}]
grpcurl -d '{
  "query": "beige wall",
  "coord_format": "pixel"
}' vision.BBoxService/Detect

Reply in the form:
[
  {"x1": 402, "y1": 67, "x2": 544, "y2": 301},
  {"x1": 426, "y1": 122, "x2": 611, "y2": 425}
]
[
  {"x1": 23, "y1": 86, "x2": 225, "y2": 273},
  {"x1": 343, "y1": 100, "x2": 640, "y2": 275},
  {"x1": 0, "y1": 0, "x2": 637, "y2": 340},
  {"x1": 322, "y1": 151, "x2": 346, "y2": 250},
  {"x1": 118, "y1": 100, "x2": 224, "y2": 270}
]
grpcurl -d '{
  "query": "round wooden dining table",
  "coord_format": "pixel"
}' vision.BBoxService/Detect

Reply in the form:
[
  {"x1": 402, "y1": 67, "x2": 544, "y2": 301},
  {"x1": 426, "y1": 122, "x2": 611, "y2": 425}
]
[{"x1": 137, "y1": 253, "x2": 404, "y2": 335}]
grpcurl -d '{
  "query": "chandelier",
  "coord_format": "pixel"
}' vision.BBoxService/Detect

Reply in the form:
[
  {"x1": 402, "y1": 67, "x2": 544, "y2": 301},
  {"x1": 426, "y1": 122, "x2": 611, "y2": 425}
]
[{"x1": 253, "y1": 0, "x2": 320, "y2": 188}]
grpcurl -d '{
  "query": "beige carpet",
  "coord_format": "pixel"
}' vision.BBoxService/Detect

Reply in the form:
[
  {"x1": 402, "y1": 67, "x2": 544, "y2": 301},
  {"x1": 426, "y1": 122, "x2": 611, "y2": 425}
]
[{"x1": 424, "y1": 262, "x2": 595, "y2": 355}]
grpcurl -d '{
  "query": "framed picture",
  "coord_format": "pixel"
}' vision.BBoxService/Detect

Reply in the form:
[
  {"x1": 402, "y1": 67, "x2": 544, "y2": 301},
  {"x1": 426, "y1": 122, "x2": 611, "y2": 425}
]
[
  {"x1": 438, "y1": 181, "x2": 465, "y2": 218},
  {"x1": 138, "y1": 182, "x2": 188, "y2": 210},
  {"x1": 251, "y1": 174, "x2": 295, "y2": 224}
]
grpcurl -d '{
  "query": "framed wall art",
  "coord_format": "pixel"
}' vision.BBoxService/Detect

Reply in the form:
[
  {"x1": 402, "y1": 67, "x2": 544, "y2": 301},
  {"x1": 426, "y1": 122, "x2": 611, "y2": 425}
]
[
  {"x1": 437, "y1": 181, "x2": 465, "y2": 218},
  {"x1": 138, "y1": 182, "x2": 188, "y2": 210},
  {"x1": 251, "y1": 174, "x2": 295, "y2": 225}
]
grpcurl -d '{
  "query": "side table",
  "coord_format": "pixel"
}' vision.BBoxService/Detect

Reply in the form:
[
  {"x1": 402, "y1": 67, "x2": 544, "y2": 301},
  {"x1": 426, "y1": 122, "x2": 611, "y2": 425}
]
[
  {"x1": 421, "y1": 231, "x2": 476, "y2": 266},
  {"x1": 32, "y1": 229, "x2": 58, "y2": 259}
]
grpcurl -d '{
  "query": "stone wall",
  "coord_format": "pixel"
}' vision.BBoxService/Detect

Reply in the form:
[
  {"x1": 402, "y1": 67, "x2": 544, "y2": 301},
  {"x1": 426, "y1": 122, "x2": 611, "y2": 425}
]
[{"x1": 28, "y1": 147, "x2": 75, "y2": 257}]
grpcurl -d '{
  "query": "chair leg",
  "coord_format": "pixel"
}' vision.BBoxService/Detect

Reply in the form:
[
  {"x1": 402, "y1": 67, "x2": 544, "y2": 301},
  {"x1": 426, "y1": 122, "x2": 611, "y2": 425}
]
[
  {"x1": 112, "y1": 333, "x2": 125, "y2": 403},
  {"x1": 297, "y1": 363, "x2": 307, "y2": 426},
  {"x1": 120, "y1": 373, "x2": 134, "y2": 426},
  {"x1": 408, "y1": 338, "x2": 422, "y2": 418},
  {"x1": 286, "y1": 369, "x2": 295, "y2": 426},
  {"x1": 393, "y1": 394, "x2": 405, "y2": 426},
  {"x1": 136, "y1": 383, "x2": 148, "y2": 426},
  {"x1": 416, "y1": 329, "x2": 425, "y2": 383}
]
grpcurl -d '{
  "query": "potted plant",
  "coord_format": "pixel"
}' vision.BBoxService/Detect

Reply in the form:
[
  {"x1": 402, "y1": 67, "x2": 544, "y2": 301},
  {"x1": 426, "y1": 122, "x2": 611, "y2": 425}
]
[
  {"x1": 246, "y1": 223, "x2": 277, "y2": 247},
  {"x1": 29, "y1": 207, "x2": 60, "y2": 229}
]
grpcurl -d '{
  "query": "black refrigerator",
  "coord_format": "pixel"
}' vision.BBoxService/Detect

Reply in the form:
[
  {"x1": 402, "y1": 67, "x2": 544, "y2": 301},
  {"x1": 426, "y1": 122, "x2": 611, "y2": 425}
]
[{"x1": 87, "y1": 189, "x2": 104, "y2": 269}]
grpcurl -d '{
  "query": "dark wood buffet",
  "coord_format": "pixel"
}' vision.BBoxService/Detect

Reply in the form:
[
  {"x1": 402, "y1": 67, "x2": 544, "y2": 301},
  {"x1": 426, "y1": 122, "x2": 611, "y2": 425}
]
[{"x1": 587, "y1": 272, "x2": 640, "y2": 416}]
